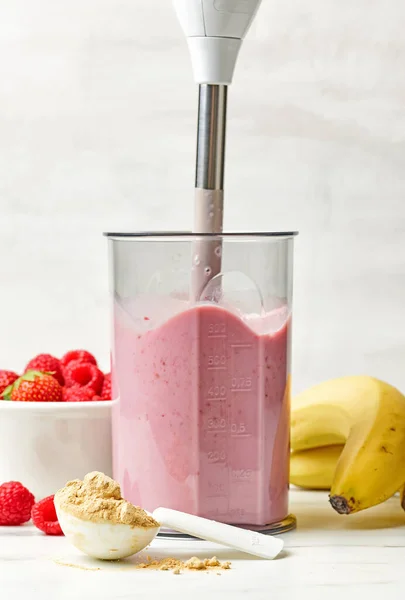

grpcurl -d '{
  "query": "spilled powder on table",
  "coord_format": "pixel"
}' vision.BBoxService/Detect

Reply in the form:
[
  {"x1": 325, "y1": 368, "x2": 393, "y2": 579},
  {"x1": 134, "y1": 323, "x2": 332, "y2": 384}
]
[
  {"x1": 54, "y1": 560, "x2": 101, "y2": 572},
  {"x1": 136, "y1": 556, "x2": 231, "y2": 574},
  {"x1": 54, "y1": 556, "x2": 231, "y2": 575}
]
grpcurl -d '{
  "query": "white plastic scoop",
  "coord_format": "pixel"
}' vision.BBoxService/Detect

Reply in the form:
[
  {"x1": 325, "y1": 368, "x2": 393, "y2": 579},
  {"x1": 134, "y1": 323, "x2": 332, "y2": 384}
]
[
  {"x1": 154, "y1": 507, "x2": 284, "y2": 560},
  {"x1": 57, "y1": 503, "x2": 284, "y2": 561}
]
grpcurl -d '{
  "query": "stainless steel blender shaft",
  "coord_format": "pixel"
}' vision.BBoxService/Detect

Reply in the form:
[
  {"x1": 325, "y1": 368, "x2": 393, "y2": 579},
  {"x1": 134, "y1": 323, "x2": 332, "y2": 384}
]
[
  {"x1": 192, "y1": 84, "x2": 227, "y2": 301},
  {"x1": 195, "y1": 84, "x2": 227, "y2": 191}
]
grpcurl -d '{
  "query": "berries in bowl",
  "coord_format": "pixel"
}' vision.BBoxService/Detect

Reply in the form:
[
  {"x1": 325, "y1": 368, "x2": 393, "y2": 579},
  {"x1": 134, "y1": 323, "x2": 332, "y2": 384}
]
[{"x1": 0, "y1": 350, "x2": 113, "y2": 500}]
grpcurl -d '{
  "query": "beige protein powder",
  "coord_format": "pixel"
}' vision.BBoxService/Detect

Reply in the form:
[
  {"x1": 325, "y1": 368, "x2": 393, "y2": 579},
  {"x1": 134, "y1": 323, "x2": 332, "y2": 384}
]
[{"x1": 55, "y1": 471, "x2": 159, "y2": 528}]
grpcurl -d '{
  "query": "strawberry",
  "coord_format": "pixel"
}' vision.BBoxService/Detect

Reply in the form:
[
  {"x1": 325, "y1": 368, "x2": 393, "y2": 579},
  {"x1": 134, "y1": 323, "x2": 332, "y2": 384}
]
[
  {"x1": 101, "y1": 373, "x2": 112, "y2": 400},
  {"x1": 25, "y1": 354, "x2": 64, "y2": 386},
  {"x1": 0, "y1": 371, "x2": 19, "y2": 397},
  {"x1": 64, "y1": 361, "x2": 104, "y2": 394},
  {"x1": 61, "y1": 350, "x2": 97, "y2": 369},
  {"x1": 3, "y1": 370, "x2": 63, "y2": 402}
]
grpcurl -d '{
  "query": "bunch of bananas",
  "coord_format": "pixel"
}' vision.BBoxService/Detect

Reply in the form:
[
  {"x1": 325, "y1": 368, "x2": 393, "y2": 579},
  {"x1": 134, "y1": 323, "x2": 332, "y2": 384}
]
[{"x1": 290, "y1": 376, "x2": 405, "y2": 514}]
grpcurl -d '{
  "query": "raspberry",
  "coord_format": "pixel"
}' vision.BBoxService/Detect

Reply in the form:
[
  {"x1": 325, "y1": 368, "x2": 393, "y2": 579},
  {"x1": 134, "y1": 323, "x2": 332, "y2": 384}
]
[
  {"x1": 0, "y1": 481, "x2": 35, "y2": 525},
  {"x1": 101, "y1": 373, "x2": 112, "y2": 400},
  {"x1": 61, "y1": 350, "x2": 97, "y2": 369},
  {"x1": 63, "y1": 386, "x2": 96, "y2": 402},
  {"x1": 0, "y1": 371, "x2": 19, "y2": 397},
  {"x1": 25, "y1": 354, "x2": 64, "y2": 386},
  {"x1": 64, "y1": 361, "x2": 104, "y2": 394},
  {"x1": 31, "y1": 495, "x2": 63, "y2": 536}
]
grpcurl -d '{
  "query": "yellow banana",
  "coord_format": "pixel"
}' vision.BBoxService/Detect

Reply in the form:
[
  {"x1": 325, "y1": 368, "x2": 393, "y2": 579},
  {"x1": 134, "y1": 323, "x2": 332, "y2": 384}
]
[
  {"x1": 400, "y1": 485, "x2": 405, "y2": 510},
  {"x1": 291, "y1": 376, "x2": 405, "y2": 514},
  {"x1": 290, "y1": 445, "x2": 343, "y2": 490}
]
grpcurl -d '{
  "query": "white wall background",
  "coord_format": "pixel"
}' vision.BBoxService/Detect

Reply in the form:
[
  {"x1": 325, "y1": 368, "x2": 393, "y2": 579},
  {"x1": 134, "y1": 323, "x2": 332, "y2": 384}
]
[{"x1": 1, "y1": 0, "x2": 404, "y2": 393}]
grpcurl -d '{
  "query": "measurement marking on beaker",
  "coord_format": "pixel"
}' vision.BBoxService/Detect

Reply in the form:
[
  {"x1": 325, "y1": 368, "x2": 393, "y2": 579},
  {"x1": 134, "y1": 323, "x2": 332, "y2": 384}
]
[
  {"x1": 231, "y1": 469, "x2": 253, "y2": 482},
  {"x1": 206, "y1": 429, "x2": 227, "y2": 434},
  {"x1": 230, "y1": 389, "x2": 251, "y2": 393},
  {"x1": 207, "y1": 451, "x2": 227, "y2": 463},
  {"x1": 230, "y1": 434, "x2": 252, "y2": 438},
  {"x1": 207, "y1": 334, "x2": 227, "y2": 339},
  {"x1": 207, "y1": 366, "x2": 226, "y2": 371},
  {"x1": 230, "y1": 344, "x2": 253, "y2": 349},
  {"x1": 206, "y1": 495, "x2": 228, "y2": 500},
  {"x1": 205, "y1": 397, "x2": 227, "y2": 402},
  {"x1": 207, "y1": 385, "x2": 227, "y2": 397}
]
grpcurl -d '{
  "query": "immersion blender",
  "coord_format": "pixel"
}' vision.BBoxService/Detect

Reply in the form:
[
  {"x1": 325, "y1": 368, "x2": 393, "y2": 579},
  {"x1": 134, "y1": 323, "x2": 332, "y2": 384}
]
[{"x1": 173, "y1": 0, "x2": 263, "y2": 301}]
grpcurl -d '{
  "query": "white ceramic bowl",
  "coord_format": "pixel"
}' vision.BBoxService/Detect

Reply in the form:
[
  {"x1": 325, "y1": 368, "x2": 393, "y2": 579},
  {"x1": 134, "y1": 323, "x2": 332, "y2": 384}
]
[
  {"x1": 55, "y1": 503, "x2": 160, "y2": 560},
  {"x1": 0, "y1": 400, "x2": 112, "y2": 500}
]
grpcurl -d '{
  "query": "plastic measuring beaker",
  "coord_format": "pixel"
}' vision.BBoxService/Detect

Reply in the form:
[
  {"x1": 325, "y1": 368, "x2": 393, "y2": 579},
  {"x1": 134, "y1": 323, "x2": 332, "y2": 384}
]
[{"x1": 106, "y1": 232, "x2": 298, "y2": 534}]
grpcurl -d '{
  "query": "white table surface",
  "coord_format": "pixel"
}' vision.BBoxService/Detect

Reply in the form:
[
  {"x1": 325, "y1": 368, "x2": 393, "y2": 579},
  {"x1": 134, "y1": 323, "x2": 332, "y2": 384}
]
[{"x1": 2, "y1": 489, "x2": 405, "y2": 599}]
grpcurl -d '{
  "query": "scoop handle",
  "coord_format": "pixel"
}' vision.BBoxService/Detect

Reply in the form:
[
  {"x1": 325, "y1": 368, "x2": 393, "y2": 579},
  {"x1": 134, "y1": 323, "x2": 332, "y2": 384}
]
[{"x1": 152, "y1": 507, "x2": 284, "y2": 560}]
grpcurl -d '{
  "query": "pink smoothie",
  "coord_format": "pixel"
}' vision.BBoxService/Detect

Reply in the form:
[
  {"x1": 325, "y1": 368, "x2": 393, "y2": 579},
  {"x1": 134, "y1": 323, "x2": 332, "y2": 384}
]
[{"x1": 112, "y1": 299, "x2": 291, "y2": 526}]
